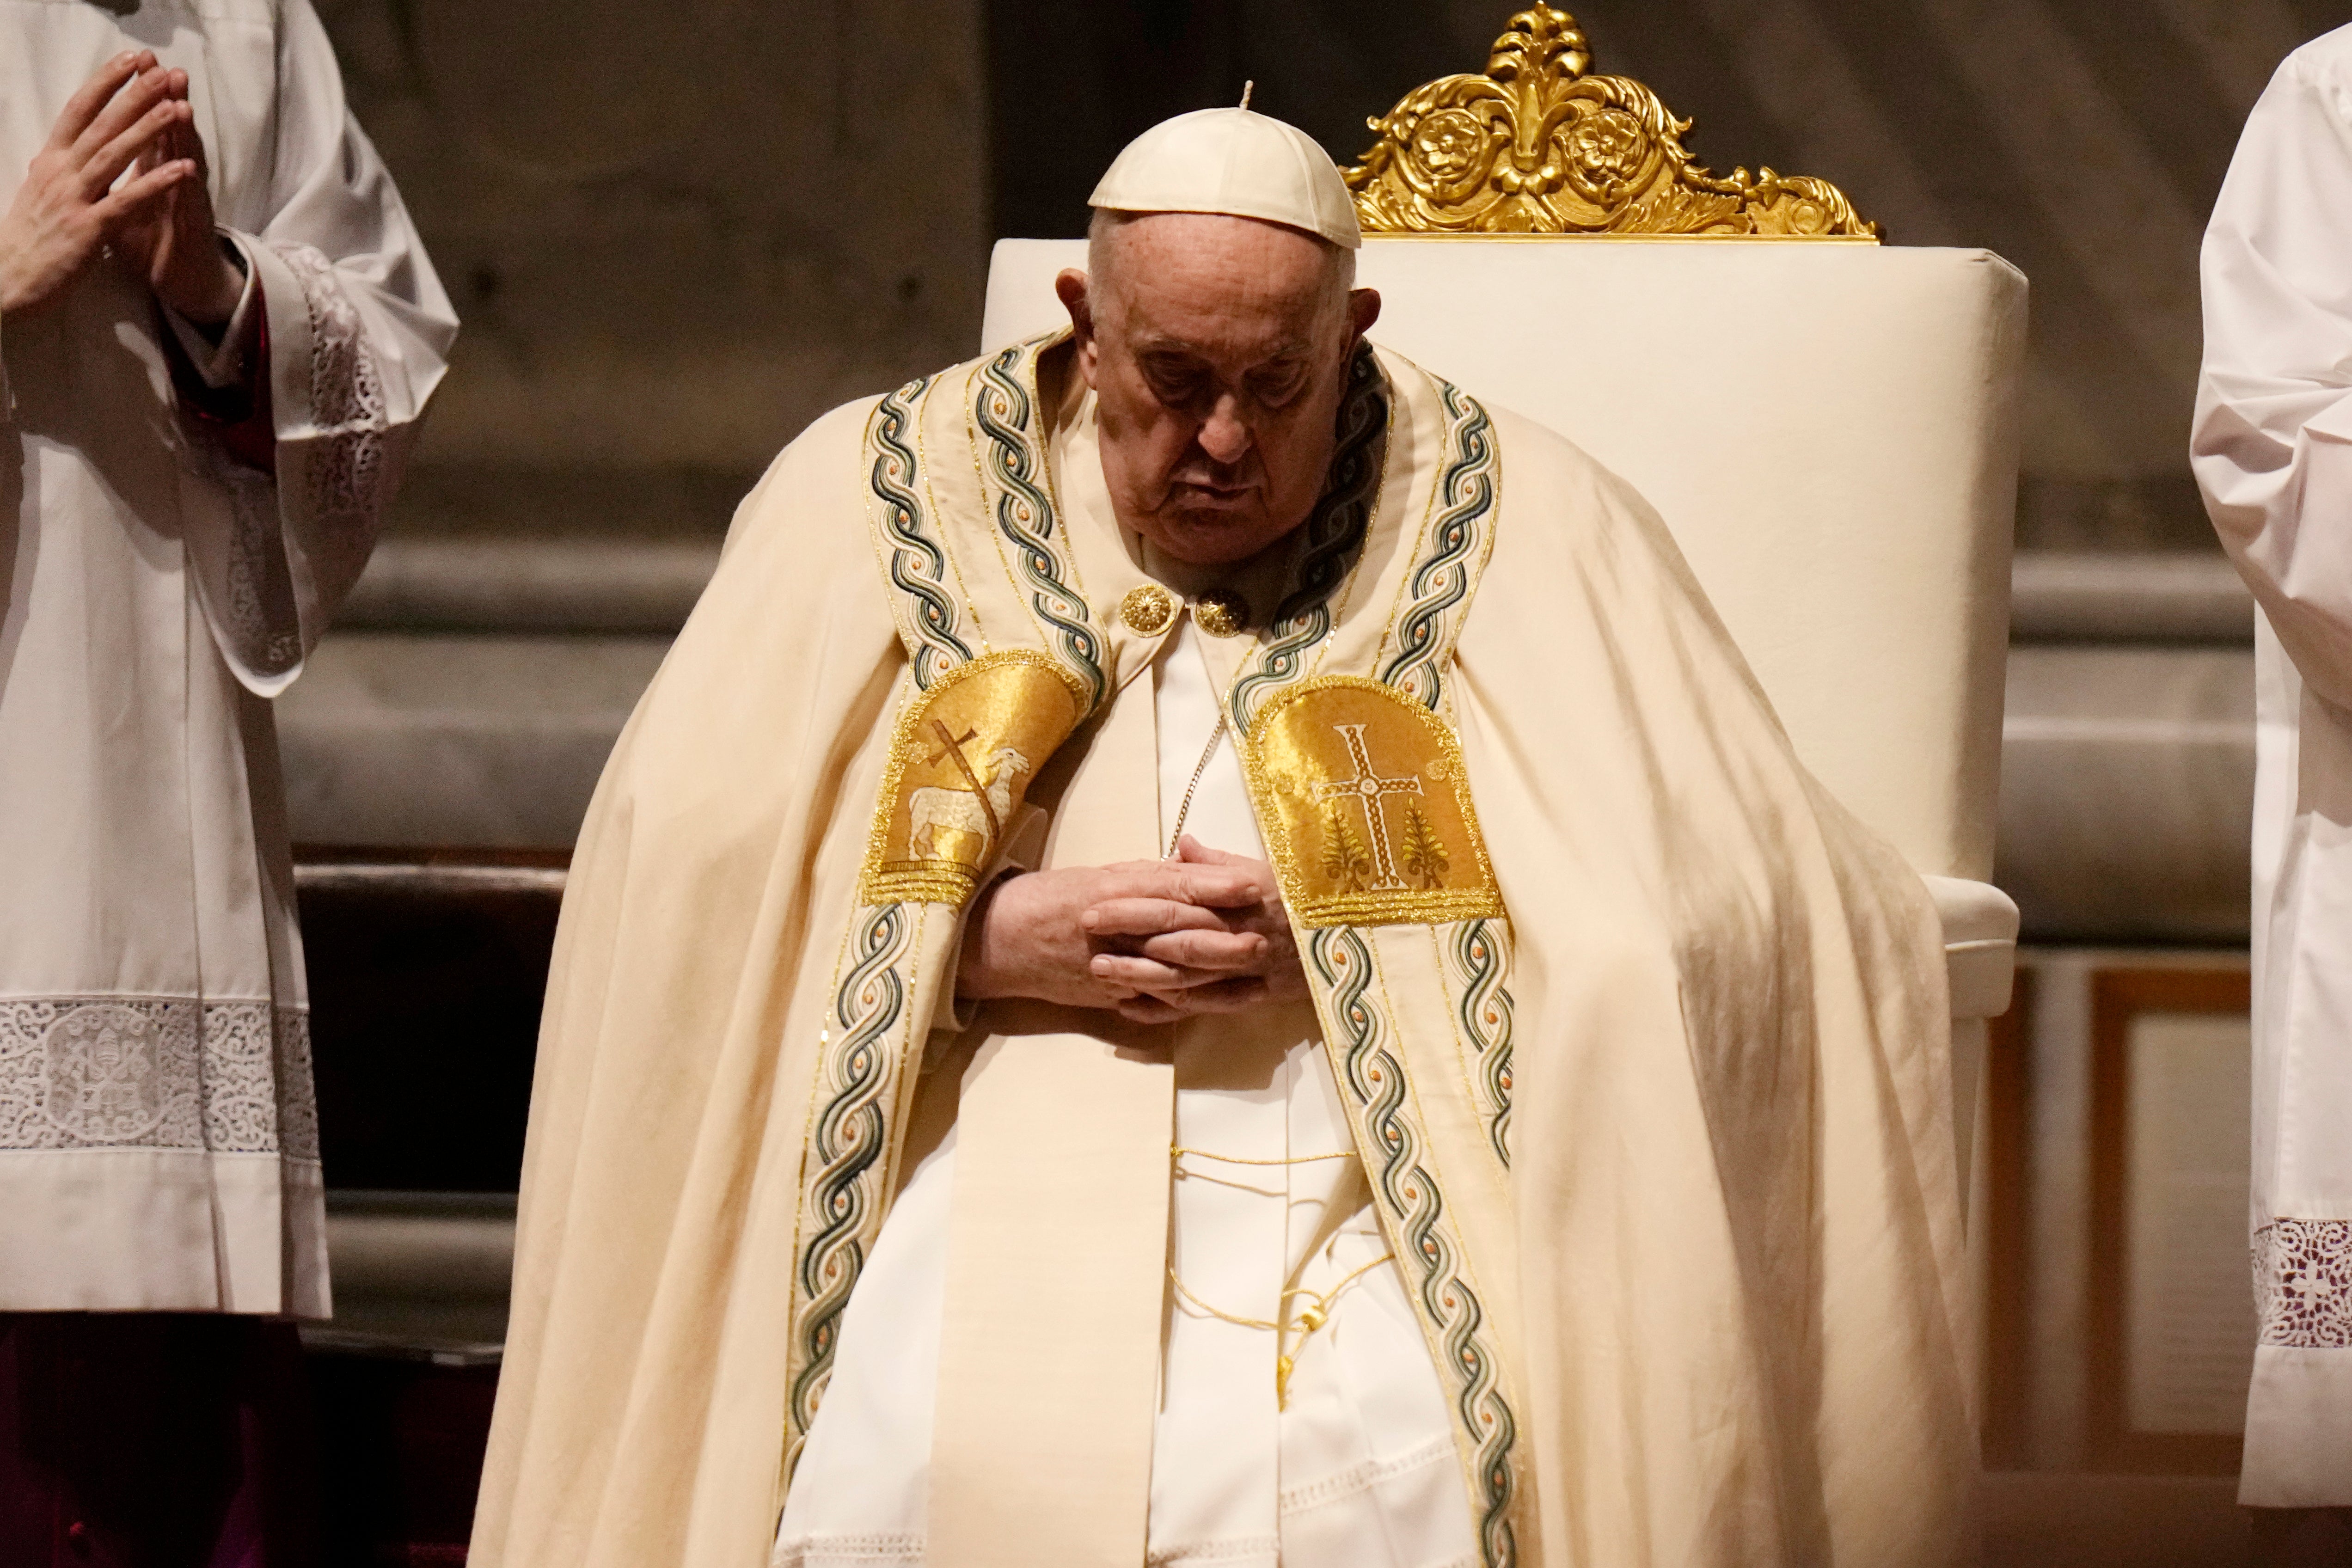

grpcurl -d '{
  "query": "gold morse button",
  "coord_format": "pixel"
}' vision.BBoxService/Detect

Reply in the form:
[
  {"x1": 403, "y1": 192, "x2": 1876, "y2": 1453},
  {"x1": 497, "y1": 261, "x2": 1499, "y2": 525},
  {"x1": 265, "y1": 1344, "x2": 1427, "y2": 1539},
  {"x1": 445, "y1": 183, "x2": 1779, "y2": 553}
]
[
  {"x1": 1118, "y1": 583, "x2": 1176, "y2": 635},
  {"x1": 1194, "y1": 589, "x2": 1250, "y2": 638}
]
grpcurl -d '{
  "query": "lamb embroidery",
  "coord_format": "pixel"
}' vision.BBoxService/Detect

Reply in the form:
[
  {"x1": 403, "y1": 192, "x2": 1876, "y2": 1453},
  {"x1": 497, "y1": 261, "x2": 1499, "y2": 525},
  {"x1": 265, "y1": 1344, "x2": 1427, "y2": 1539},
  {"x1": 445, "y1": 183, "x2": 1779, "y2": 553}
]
[{"x1": 908, "y1": 720, "x2": 1030, "y2": 862}]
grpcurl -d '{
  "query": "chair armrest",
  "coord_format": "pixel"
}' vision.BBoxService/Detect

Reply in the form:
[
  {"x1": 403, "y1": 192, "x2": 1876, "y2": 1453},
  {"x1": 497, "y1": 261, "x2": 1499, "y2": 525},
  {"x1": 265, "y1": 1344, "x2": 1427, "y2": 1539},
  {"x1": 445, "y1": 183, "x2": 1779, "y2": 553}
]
[
  {"x1": 1919, "y1": 879, "x2": 2013, "y2": 1025},
  {"x1": 1924, "y1": 875, "x2": 2019, "y2": 1019}
]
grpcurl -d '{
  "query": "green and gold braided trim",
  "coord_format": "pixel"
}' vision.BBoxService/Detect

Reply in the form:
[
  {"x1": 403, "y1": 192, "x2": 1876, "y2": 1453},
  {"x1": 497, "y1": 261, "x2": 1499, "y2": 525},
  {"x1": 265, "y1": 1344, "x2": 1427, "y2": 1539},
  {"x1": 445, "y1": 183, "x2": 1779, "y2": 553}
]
[
  {"x1": 1306, "y1": 927, "x2": 1520, "y2": 1568},
  {"x1": 969, "y1": 334, "x2": 1107, "y2": 712}
]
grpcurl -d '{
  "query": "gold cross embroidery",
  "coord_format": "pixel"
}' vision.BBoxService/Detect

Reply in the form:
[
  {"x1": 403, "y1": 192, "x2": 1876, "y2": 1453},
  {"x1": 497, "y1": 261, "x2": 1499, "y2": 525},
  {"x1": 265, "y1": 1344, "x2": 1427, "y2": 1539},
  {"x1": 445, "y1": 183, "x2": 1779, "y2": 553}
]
[{"x1": 1315, "y1": 723, "x2": 1424, "y2": 891}]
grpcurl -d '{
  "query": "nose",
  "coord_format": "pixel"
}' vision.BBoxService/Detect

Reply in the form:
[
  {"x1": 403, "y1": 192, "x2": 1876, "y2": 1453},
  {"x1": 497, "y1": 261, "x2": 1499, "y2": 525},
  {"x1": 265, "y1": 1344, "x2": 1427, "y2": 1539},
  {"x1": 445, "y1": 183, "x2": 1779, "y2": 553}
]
[{"x1": 1198, "y1": 395, "x2": 1252, "y2": 466}]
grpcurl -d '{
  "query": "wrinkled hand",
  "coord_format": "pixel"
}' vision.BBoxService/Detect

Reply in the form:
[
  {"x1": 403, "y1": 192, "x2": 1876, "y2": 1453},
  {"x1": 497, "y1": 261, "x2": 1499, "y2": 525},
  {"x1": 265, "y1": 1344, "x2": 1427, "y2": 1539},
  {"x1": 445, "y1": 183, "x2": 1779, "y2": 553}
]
[
  {"x1": 957, "y1": 838, "x2": 1305, "y2": 1026},
  {"x1": 115, "y1": 66, "x2": 244, "y2": 327},
  {"x1": 0, "y1": 53, "x2": 199, "y2": 318},
  {"x1": 958, "y1": 854, "x2": 1268, "y2": 1014},
  {"x1": 1090, "y1": 837, "x2": 1305, "y2": 1024}
]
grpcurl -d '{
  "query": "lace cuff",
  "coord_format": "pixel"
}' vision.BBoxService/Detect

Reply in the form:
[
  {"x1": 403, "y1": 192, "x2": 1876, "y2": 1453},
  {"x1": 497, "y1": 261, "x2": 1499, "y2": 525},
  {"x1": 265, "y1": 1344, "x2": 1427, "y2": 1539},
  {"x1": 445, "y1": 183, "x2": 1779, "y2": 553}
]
[
  {"x1": 265, "y1": 238, "x2": 391, "y2": 542},
  {"x1": 2256, "y1": 1219, "x2": 2352, "y2": 1349},
  {"x1": 186, "y1": 235, "x2": 405, "y2": 693}
]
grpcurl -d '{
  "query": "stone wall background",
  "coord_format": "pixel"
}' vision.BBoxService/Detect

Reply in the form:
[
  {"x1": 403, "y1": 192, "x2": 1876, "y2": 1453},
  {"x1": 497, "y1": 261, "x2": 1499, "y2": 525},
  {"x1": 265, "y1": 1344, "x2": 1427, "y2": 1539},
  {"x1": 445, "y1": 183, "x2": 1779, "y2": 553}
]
[
  {"x1": 303, "y1": 0, "x2": 2352, "y2": 551},
  {"x1": 316, "y1": 0, "x2": 987, "y2": 536}
]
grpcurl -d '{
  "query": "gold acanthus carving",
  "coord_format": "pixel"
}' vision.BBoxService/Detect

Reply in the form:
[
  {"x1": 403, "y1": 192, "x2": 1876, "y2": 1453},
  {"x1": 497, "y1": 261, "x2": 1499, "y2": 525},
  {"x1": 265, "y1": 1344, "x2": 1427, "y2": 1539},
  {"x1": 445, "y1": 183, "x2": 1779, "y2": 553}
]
[{"x1": 1343, "y1": 6, "x2": 1878, "y2": 240}]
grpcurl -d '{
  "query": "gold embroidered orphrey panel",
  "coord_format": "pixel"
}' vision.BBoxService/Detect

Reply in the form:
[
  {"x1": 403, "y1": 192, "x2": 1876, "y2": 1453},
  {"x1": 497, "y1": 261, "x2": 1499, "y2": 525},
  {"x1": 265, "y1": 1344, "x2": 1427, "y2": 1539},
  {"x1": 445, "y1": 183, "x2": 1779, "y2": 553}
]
[
  {"x1": 1244, "y1": 677, "x2": 1503, "y2": 928},
  {"x1": 860, "y1": 651, "x2": 1090, "y2": 907}
]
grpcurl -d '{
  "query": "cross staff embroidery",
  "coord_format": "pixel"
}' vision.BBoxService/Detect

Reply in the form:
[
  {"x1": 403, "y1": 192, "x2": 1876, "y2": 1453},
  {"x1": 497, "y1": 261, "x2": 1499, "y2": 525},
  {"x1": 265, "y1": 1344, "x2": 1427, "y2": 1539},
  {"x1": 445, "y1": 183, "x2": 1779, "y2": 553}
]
[{"x1": 1317, "y1": 723, "x2": 1424, "y2": 891}]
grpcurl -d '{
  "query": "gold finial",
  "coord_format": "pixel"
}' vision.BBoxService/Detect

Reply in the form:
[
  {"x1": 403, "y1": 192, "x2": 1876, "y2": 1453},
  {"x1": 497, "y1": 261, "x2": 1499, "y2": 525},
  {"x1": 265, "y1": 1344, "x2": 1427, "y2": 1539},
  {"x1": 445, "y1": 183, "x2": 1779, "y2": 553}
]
[
  {"x1": 1342, "y1": 6, "x2": 1877, "y2": 239},
  {"x1": 1240, "y1": 80, "x2": 1255, "y2": 110}
]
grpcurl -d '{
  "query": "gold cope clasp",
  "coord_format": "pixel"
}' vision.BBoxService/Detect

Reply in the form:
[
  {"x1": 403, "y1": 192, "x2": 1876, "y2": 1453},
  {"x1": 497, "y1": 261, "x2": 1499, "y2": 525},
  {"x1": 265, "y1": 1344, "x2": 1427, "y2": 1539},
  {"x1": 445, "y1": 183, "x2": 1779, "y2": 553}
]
[
  {"x1": 1119, "y1": 584, "x2": 1176, "y2": 635},
  {"x1": 1343, "y1": 5, "x2": 1878, "y2": 239},
  {"x1": 1192, "y1": 589, "x2": 1250, "y2": 639},
  {"x1": 1238, "y1": 677, "x2": 1503, "y2": 928},
  {"x1": 860, "y1": 651, "x2": 1090, "y2": 907}
]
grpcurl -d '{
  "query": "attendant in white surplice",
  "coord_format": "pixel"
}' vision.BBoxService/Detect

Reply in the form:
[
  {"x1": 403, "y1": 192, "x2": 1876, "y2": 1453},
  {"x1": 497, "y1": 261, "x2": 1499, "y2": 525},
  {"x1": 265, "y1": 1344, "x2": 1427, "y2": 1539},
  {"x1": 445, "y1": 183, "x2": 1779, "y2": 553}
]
[
  {"x1": 2196, "y1": 21, "x2": 2352, "y2": 1563},
  {"x1": 0, "y1": 6, "x2": 453, "y2": 1560}
]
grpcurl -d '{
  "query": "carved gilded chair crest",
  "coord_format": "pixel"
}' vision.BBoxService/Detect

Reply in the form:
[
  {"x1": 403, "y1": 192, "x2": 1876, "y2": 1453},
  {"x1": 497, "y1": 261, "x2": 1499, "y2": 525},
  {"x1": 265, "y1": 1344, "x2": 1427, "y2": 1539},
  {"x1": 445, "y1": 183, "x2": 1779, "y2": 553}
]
[{"x1": 1344, "y1": 6, "x2": 1877, "y2": 239}]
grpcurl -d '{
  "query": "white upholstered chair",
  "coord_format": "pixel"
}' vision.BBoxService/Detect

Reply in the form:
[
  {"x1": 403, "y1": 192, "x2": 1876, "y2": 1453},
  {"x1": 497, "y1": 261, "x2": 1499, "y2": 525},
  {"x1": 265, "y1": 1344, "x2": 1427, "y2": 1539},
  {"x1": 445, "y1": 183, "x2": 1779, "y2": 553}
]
[{"x1": 977, "y1": 8, "x2": 2027, "y2": 1183}]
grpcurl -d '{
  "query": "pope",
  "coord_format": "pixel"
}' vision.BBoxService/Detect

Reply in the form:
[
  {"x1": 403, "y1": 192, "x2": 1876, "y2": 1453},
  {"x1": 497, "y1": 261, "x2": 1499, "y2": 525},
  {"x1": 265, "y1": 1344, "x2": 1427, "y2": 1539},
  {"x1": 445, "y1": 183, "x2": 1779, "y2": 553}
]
[{"x1": 473, "y1": 109, "x2": 1972, "y2": 1568}]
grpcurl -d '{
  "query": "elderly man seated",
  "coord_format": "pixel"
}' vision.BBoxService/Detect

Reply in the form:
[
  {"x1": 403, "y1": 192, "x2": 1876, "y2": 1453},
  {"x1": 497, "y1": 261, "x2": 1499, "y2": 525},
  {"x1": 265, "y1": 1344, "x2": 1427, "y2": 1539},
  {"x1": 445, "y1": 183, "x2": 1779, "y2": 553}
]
[{"x1": 472, "y1": 110, "x2": 1972, "y2": 1568}]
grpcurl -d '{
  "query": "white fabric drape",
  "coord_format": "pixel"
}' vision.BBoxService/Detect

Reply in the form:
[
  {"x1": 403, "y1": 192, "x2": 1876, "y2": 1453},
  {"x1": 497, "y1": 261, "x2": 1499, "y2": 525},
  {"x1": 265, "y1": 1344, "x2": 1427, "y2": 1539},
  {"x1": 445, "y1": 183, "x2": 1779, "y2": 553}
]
[
  {"x1": 772, "y1": 633, "x2": 1476, "y2": 1568},
  {"x1": 0, "y1": 0, "x2": 455, "y2": 1312},
  {"x1": 2193, "y1": 20, "x2": 2352, "y2": 1507}
]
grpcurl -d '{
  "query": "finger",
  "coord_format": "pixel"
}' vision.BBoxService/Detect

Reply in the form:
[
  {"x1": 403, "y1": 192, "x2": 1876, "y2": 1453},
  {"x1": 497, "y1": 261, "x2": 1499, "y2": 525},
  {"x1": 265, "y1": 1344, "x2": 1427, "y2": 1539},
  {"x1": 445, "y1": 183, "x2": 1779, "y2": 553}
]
[
  {"x1": 162, "y1": 75, "x2": 211, "y2": 179},
  {"x1": 49, "y1": 52, "x2": 149, "y2": 151},
  {"x1": 73, "y1": 67, "x2": 174, "y2": 170},
  {"x1": 1171, "y1": 862, "x2": 1269, "y2": 906},
  {"x1": 83, "y1": 98, "x2": 188, "y2": 197},
  {"x1": 92, "y1": 158, "x2": 195, "y2": 227},
  {"x1": 1082, "y1": 896, "x2": 1226, "y2": 939},
  {"x1": 1144, "y1": 863, "x2": 1263, "y2": 909},
  {"x1": 1117, "y1": 977, "x2": 1269, "y2": 1023},
  {"x1": 1135, "y1": 928, "x2": 1268, "y2": 972},
  {"x1": 1174, "y1": 834, "x2": 1251, "y2": 867},
  {"x1": 1090, "y1": 953, "x2": 1210, "y2": 991},
  {"x1": 1116, "y1": 994, "x2": 1188, "y2": 1025}
]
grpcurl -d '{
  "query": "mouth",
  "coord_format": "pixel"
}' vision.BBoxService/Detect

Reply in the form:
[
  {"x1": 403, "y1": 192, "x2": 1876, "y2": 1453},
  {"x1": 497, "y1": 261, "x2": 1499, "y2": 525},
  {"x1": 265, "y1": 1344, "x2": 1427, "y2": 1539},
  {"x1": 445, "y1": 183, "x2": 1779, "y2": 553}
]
[{"x1": 1169, "y1": 479, "x2": 1257, "y2": 508}]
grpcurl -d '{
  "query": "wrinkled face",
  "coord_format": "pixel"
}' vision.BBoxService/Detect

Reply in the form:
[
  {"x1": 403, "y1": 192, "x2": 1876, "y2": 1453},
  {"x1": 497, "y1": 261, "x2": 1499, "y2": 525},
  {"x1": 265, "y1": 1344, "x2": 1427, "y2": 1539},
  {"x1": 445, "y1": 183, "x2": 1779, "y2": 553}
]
[{"x1": 1056, "y1": 213, "x2": 1381, "y2": 566}]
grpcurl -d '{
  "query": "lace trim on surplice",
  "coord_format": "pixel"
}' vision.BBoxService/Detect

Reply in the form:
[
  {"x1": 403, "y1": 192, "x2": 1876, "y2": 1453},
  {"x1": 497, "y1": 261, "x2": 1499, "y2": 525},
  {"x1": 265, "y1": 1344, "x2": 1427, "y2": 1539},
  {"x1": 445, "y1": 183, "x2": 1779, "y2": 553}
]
[
  {"x1": 2255, "y1": 1219, "x2": 2352, "y2": 1349},
  {"x1": 188, "y1": 240, "x2": 390, "y2": 680},
  {"x1": 0, "y1": 997, "x2": 318, "y2": 1161},
  {"x1": 269, "y1": 239, "x2": 388, "y2": 531},
  {"x1": 770, "y1": 1531, "x2": 924, "y2": 1567}
]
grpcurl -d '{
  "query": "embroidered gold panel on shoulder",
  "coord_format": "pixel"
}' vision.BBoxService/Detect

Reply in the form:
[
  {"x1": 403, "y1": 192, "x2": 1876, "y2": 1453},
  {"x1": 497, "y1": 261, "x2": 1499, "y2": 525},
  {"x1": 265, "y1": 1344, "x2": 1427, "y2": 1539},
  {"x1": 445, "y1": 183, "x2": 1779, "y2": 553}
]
[
  {"x1": 860, "y1": 651, "x2": 1088, "y2": 907},
  {"x1": 1242, "y1": 677, "x2": 1502, "y2": 928}
]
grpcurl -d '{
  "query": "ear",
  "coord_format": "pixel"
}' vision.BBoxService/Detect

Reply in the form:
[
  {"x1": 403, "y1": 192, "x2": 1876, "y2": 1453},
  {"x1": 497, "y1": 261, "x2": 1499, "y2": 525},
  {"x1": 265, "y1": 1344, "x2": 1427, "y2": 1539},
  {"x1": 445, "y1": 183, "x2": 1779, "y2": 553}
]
[
  {"x1": 1346, "y1": 286, "x2": 1382, "y2": 345},
  {"x1": 1055, "y1": 269, "x2": 1102, "y2": 387}
]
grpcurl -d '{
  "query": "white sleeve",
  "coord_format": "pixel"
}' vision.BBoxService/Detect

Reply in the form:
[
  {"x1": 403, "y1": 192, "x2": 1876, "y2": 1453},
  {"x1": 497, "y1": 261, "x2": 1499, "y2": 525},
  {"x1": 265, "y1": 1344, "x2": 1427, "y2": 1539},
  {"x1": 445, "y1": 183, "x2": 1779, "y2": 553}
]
[
  {"x1": 185, "y1": 0, "x2": 458, "y2": 696},
  {"x1": 2193, "y1": 37, "x2": 2352, "y2": 711}
]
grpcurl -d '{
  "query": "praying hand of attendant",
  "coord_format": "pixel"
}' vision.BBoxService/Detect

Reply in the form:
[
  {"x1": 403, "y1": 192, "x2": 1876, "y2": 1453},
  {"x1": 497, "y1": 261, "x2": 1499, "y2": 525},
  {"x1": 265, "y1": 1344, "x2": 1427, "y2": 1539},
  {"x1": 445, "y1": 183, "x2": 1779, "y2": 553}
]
[
  {"x1": 956, "y1": 835, "x2": 1308, "y2": 1023},
  {"x1": 0, "y1": 53, "x2": 243, "y2": 325}
]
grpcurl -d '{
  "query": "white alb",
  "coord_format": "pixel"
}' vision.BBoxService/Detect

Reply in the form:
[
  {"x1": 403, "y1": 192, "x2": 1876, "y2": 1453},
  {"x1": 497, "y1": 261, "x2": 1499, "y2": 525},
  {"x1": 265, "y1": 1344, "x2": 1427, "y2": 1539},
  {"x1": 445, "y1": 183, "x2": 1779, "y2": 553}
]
[
  {"x1": 0, "y1": 0, "x2": 456, "y2": 1312},
  {"x1": 2194, "y1": 19, "x2": 2352, "y2": 1507}
]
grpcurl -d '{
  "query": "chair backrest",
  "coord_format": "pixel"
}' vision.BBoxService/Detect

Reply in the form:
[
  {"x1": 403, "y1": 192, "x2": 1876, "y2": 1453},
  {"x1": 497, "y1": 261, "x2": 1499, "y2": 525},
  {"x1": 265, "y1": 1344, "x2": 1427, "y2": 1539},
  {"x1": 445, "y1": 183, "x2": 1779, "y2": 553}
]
[
  {"x1": 980, "y1": 238, "x2": 2024, "y2": 881},
  {"x1": 981, "y1": 3, "x2": 2027, "y2": 881}
]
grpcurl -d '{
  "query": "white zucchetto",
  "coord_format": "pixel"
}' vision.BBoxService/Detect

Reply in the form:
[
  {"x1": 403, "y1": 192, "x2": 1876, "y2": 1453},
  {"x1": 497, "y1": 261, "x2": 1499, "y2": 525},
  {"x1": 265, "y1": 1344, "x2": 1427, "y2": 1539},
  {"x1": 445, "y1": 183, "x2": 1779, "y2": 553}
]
[{"x1": 1088, "y1": 107, "x2": 1363, "y2": 250}]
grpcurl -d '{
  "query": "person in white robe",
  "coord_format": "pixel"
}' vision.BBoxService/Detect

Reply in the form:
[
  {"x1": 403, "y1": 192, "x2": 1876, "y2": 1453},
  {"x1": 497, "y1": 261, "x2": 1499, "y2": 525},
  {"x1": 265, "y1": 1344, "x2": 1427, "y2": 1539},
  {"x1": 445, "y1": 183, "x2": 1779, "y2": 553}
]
[
  {"x1": 0, "y1": 6, "x2": 453, "y2": 1559},
  {"x1": 2195, "y1": 22, "x2": 2352, "y2": 1562},
  {"x1": 475, "y1": 109, "x2": 1970, "y2": 1568}
]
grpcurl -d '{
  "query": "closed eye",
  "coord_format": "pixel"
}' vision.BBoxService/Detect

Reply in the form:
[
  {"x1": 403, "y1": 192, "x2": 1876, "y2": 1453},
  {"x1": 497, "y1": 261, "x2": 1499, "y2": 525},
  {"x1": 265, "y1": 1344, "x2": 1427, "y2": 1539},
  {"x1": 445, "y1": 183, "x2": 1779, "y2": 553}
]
[{"x1": 1249, "y1": 363, "x2": 1307, "y2": 405}]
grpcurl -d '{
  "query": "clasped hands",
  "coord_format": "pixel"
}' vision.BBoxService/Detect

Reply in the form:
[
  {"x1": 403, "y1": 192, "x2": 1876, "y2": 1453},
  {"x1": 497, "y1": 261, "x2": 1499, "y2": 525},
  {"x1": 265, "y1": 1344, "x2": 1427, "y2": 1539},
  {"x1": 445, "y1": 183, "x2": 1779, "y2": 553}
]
[
  {"x1": 0, "y1": 50, "x2": 242, "y2": 325},
  {"x1": 957, "y1": 836, "x2": 1307, "y2": 1024}
]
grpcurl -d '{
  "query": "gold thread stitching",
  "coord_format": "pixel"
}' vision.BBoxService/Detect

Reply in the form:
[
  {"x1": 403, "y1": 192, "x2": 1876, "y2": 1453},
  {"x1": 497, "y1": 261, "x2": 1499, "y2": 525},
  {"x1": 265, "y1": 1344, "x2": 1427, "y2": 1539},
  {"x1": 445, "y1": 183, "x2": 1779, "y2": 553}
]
[{"x1": 1237, "y1": 676, "x2": 1503, "y2": 928}]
